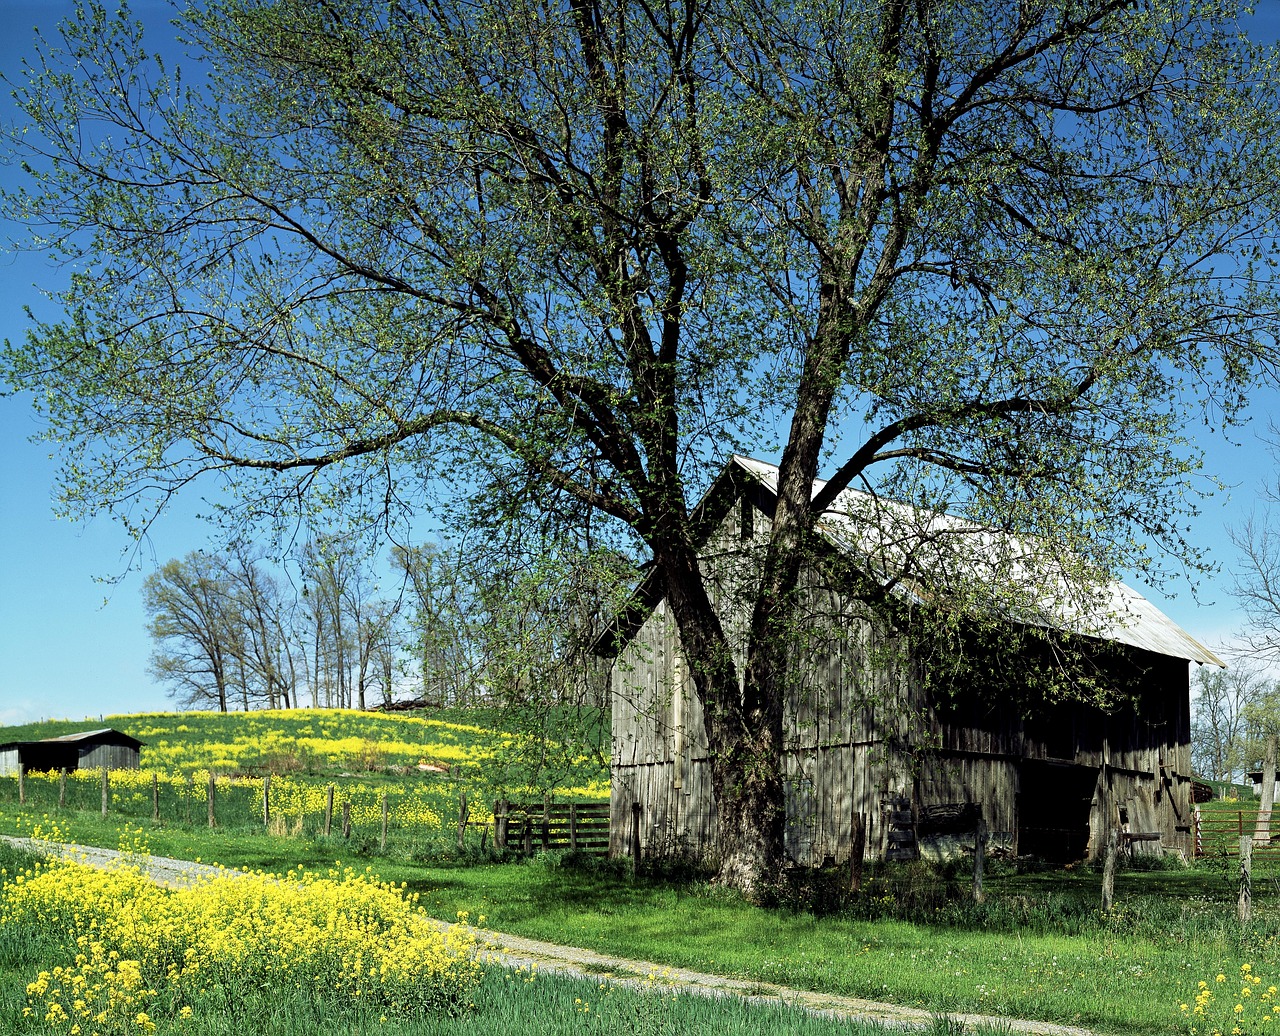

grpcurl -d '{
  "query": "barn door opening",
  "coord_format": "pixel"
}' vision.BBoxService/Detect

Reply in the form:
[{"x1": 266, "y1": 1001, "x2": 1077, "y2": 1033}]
[{"x1": 1017, "y1": 761, "x2": 1096, "y2": 862}]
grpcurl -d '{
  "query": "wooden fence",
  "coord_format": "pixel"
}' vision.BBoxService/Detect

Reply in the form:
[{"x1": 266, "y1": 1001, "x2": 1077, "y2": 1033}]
[
  {"x1": 492, "y1": 800, "x2": 610, "y2": 857},
  {"x1": 1194, "y1": 805, "x2": 1280, "y2": 858}
]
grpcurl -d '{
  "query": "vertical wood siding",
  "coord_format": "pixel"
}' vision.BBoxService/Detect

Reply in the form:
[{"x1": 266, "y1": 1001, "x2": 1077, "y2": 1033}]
[{"x1": 609, "y1": 491, "x2": 1196, "y2": 865}]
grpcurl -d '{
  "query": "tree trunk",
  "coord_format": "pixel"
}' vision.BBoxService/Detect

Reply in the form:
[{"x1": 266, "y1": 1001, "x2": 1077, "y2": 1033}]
[{"x1": 658, "y1": 537, "x2": 787, "y2": 901}]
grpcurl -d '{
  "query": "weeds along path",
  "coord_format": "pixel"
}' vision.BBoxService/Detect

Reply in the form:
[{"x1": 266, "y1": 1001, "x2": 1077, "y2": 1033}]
[{"x1": 3, "y1": 836, "x2": 1093, "y2": 1036}]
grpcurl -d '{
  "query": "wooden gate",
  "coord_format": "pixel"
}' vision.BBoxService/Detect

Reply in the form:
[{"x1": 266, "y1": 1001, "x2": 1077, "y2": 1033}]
[{"x1": 493, "y1": 801, "x2": 610, "y2": 857}]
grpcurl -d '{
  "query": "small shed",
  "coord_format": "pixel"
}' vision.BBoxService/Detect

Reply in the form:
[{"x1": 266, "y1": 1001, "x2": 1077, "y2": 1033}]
[
  {"x1": 0, "y1": 729, "x2": 143, "y2": 776},
  {"x1": 1247, "y1": 771, "x2": 1276, "y2": 798}
]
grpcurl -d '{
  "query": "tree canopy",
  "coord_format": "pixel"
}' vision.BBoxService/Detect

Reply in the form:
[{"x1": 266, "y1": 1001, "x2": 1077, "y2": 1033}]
[{"x1": 7, "y1": 0, "x2": 1280, "y2": 895}]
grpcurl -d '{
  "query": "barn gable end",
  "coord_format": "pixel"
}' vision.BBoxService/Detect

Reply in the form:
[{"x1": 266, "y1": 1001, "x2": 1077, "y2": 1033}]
[{"x1": 606, "y1": 457, "x2": 1214, "y2": 867}]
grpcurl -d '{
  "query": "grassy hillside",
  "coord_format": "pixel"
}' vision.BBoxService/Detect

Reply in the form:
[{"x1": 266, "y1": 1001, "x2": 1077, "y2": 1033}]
[
  {"x1": 0, "y1": 707, "x2": 606, "y2": 788},
  {"x1": 0, "y1": 708, "x2": 607, "y2": 842}
]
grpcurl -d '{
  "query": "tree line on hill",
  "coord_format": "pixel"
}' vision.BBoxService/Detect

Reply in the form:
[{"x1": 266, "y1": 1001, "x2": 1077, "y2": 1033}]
[{"x1": 143, "y1": 533, "x2": 632, "y2": 723}]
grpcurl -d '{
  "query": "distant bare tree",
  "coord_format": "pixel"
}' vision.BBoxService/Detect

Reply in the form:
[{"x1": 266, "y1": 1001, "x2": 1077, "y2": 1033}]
[
  {"x1": 144, "y1": 553, "x2": 236, "y2": 712},
  {"x1": 1192, "y1": 666, "x2": 1263, "y2": 784},
  {"x1": 394, "y1": 544, "x2": 480, "y2": 707},
  {"x1": 223, "y1": 545, "x2": 297, "y2": 709},
  {"x1": 1232, "y1": 483, "x2": 1280, "y2": 657}
]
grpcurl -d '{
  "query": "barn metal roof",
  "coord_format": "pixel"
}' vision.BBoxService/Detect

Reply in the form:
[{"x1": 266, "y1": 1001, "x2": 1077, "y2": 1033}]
[
  {"x1": 0, "y1": 729, "x2": 144, "y2": 751},
  {"x1": 732, "y1": 455, "x2": 1224, "y2": 667},
  {"x1": 39, "y1": 728, "x2": 141, "y2": 745}
]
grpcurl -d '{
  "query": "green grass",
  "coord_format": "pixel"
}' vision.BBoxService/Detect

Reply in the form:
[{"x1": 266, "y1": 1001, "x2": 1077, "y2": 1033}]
[
  {"x1": 1, "y1": 706, "x2": 1266, "y2": 1035},
  {"x1": 3, "y1": 803, "x2": 1275, "y2": 1035},
  {"x1": 0, "y1": 839, "x2": 1009, "y2": 1036}
]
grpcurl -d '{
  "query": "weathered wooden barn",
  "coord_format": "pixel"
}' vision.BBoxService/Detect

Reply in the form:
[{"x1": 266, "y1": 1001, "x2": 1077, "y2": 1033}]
[
  {"x1": 603, "y1": 457, "x2": 1221, "y2": 866},
  {"x1": 0, "y1": 729, "x2": 143, "y2": 776}
]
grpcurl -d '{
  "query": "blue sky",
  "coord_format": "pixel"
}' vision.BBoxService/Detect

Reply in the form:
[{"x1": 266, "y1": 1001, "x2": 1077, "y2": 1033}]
[{"x1": 2, "y1": 0, "x2": 1280, "y2": 727}]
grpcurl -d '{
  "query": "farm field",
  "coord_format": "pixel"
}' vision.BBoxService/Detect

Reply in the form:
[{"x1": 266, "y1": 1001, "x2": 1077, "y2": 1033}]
[
  {"x1": 0, "y1": 709, "x2": 608, "y2": 853},
  {"x1": 4, "y1": 709, "x2": 1280, "y2": 1035}
]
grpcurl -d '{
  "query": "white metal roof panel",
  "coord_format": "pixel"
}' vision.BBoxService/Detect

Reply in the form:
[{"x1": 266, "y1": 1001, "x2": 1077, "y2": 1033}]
[{"x1": 733, "y1": 456, "x2": 1223, "y2": 667}]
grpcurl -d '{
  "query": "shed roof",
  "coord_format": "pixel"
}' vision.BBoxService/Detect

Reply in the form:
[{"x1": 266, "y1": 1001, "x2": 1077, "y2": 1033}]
[
  {"x1": 0, "y1": 728, "x2": 143, "y2": 752},
  {"x1": 599, "y1": 455, "x2": 1223, "y2": 667},
  {"x1": 37, "y1": 728, "x2": 143, "y2": 748}
]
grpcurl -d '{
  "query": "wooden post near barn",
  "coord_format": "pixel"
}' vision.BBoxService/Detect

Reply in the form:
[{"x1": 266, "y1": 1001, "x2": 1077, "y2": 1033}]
[
  {"x1": 342, "y1": 801, "x2": 351, "y2": 839},
  {"x1": 17, "y1": 767, "x2": 24, "y2": 806},
  {"x1": 973, "y1": 820, "x2": 987, "y2": 904},
  {"x1": 324, "y1": 785, "x2": 335, "y2": 837},
  {"x1": 1240, "y1": 835, "x2": 1254, "y2": 925},
  {"x1": 207, "y1": 773, "x2": 216, "y2": 828},
  {"x1": 151, "y1": 773, "x2": 159, "y2": 821},
  {"x1": 59, "y1": 768, "x2": 67, "y2": 809},
  {"x1": 102, "y1": 767, "x2": 109, "y2": 818},
  {"x1": 381, "y1": 792, "x2": 389, "y2": 851},
  {"x1": 1101, "y1": 828, "x2": 1117, "y2": 912},
  {"x1": 495, "y1": 799, "x2": 508, "y2": 849},
  {"x1": 262, "y1": 775, "x2": 271, "y2": 829},
  {"x1": 631, "y1": 802, "x2": 642, "y2": 862},
  {"x1": 457, "y1": 791, "x2": 469, "y2": 852},
  {"x1": 849, "y1": 811, "x2": 866, "y2": 893}
]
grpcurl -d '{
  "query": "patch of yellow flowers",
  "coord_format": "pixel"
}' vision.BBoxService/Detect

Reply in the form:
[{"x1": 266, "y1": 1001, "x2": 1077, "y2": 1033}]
[
  {"x1": 10, "y1": 707, "x2": 609, "y2": 836},
  {"x1": 4, "y1": 853, "x2": 484, "y2": 1033},
  {"x1": 1181, "y1": 963, "x2": 1280, "y2": 1035}
]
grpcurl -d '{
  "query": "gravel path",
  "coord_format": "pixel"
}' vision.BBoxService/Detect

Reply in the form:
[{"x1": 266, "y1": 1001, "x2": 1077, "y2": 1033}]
[{"x1": 2, "y1": 836, "x2": 1094, "y2": 1036}]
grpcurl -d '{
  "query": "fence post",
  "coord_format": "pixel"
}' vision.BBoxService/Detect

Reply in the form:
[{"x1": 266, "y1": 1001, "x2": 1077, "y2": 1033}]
[
  {"x1": 522, "y1": 814, "x2": 533, "y2": 854},
  {"x1": 1101, "y1": 828, "x2": 1117, "y2": 912},
  {"x1": 495, "y1": 799, "x2": 508, "y2": 849},
  {"x1": 102, "y1": 767, "x2": 109, "y2": 818},
  {"x1": 324, "y1": 785, "x2": 335, "y2": 837},
  {"x1": 631, "y1": 802, "x2": 642, "y2": 862},
  {"x1": 457, "y1": 791, "x2": 468, "y2": 853},
  {"x1": 342, "y1": 801, "x2": 351, "y2": 839},
  {"x1": 151, "y1": 772, "x2": 159, "y2": 821},
  {"x1": 263, "y1": 775, "x2": 271, "y2": 829},
  {"x1": 59, "y1": 768, "x2": 67, "y2": 809},
  {"x1": 381, "y1": 792, "x2": 389, "y2": 851},
  {"x1": 569, "y1": 803, "x2": 579, "y2": 853},
  {"x1": 973, "y1": 820, "x2": 987, "y2": 904},
  {"x1": 17, "y1": 768, "x2": 24, "y2": 806},
  {"x1": 850, "y1": 811, "x2": 866, "y2": 893},
  {"x1": 542, "y1": 792, "x2": 551, "y2": 850},
  {"x1": 1240, "y1": 834, "x2": 1254, "y2": 925},
  {"x1": 207, "y1": 773, "x2": 216, "y2": 828}
]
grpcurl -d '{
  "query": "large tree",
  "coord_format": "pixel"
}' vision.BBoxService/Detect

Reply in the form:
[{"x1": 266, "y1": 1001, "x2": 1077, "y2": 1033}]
[{"x1": 6, "y1": 0, "x2": 1280, "y2": 896}]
